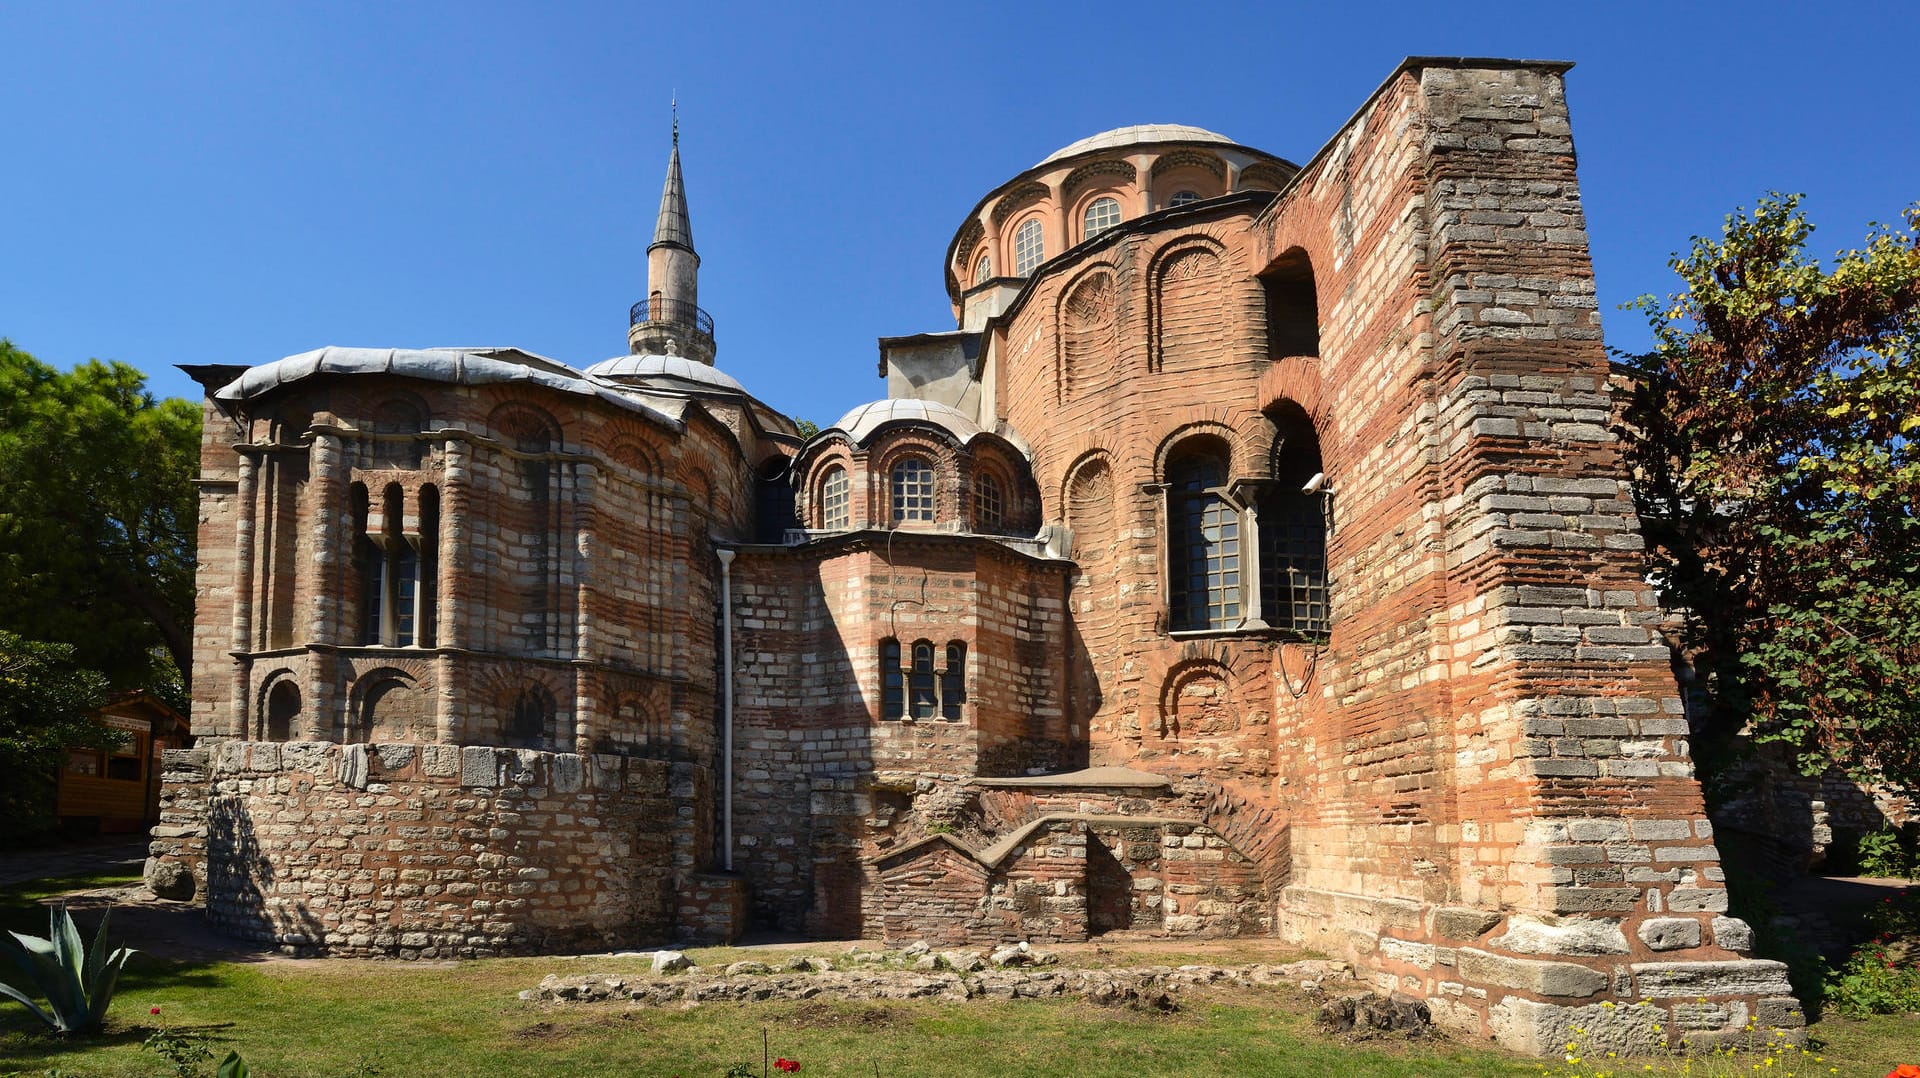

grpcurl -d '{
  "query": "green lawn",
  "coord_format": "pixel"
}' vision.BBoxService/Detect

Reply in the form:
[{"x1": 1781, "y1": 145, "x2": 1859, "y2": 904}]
[{"x1": 1, "y1": 872, "x2": 1914, "y2": 1078}]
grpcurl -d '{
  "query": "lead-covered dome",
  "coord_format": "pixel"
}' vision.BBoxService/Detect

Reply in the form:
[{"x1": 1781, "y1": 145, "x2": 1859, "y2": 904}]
[
  {"x1": 828, "y1": 398, "x2": 984, "y2": 446},
  {"x1": 584, "y1": 353, "x2": 746, "y2": 394},
  {"x1": 1037, "y1": 124, "x2": 1238, "y2": 166}
]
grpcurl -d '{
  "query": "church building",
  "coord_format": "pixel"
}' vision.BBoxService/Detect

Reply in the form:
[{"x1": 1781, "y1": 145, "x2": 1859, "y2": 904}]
[{"x1": 152, "y1": 58, "x2": 1803, "y2": 1054}]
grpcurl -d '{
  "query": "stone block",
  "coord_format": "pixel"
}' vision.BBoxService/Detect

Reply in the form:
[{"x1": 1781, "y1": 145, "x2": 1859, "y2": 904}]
[
  {"x1": 1635, "y1": 918, "x2": 1701, "y2": 951},
  {"x1": 1665, "y1": 888, "x2": 1728, "y2": 913},
  {"x1": 1629, "y1": 960, "x2": 1793, "y2": 999},
  {"x1": 420, "y1": 744, "x2": 460, "y2": 778},
  {"x1": 1457, "y1": 948, "x2": 1607, "y2": 997},
  {"x1": 1487, "y1": 996, "x2": 1662, "y2": 1056},
  {"x1": 1710, "y1": 916, "x2": 1753, "y2": 953},
  {"x1": 461, "y1": 747, "x2": 501, "y2": 788},
  {"x1": 1433, "y1": 907, "x2": 1502, "y2": 940},
  {"x1": 1491, "y1": 914, "x2": 1628, "y2": 956},
  {"x1": 551, "y1": 753, "x2": 585, "y2": 794}
]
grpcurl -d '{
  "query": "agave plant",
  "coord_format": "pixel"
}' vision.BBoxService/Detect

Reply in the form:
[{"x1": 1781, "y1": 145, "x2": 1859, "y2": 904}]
[{"x1": 0, "y1": 904, "x2": 137, "y2": 1034}]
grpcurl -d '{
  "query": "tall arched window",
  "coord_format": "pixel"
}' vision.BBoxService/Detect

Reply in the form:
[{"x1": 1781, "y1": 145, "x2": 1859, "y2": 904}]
[
  {"x1": 940, "y1": 643, "x2": 966, "y2": 721},
  {"x1": 909, "y1": 641, "x2": 937, "y2": 719},
  {"x1": 1258, "y1": 404, "x2": 1329, "y2": 634},
  {"x1": 881, "y1": 639, "x2": 904, "y2": 719},
  {"x1": 974, "y1": 253, "x2": 992, "y2": 285},
  {"x1": 890, "y1": 457, "x2": 935, "y2": 523},
  {"x1": 820, "y1": 465, "x2": 850, "y2": 530},
  {"x1": 1167, "y1": 442, "x2": 1240, "y2": 631},
  {"x1": 1082, "y1": 197, "x2": 1122, "y2": 241},
  {"x1": 265, "y1": 680, "x2": 300, "y2": 741},
  {"x1": 1013, "y1": 218, "x2": 1045, "y2": 275}
]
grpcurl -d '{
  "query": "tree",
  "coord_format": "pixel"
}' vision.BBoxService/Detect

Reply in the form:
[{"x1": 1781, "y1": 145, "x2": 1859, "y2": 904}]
[
  {"x1": 0, "y1": 631, "x2": 116, "y2": 843},
  {"x1": 0, "y1": 341, "x2": 200, "y2": 695},
  {"x1": 1620, "y1": 195, "x2": 1920, "y2": 789}
]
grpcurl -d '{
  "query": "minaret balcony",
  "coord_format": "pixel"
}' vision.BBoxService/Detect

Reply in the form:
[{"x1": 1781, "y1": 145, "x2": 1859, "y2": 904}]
[{"x1": 628, "y1": 296, "x2": 717, "y2": 363}]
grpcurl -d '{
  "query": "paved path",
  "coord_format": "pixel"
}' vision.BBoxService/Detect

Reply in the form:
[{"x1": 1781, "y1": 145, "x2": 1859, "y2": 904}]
[{"x1": 0, "y1": 837, "x2": 147, "y2": 888}]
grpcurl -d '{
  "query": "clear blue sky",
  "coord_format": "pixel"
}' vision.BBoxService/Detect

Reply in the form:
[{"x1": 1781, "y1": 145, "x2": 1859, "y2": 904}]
[{"x1": 4, "y1": 1, "x2": 1915, "y2": 427}]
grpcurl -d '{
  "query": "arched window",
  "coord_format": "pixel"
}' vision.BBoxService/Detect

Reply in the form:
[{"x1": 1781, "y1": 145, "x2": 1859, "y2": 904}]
[
  {"x1": 909, "y1": 641, "x2": 938, "y2": 719},
  {"x1": 357, "y1": 483, "x2": 431, "y2": 647},
  {"x1": 974, "y1": 253, "x2": 993, "y2": 285},
  {"x1": 265, "y1": 680, "x2": 300, "y2": 741},
  {"x1": 1167, "y1": 442, "x2": 1241, "y2": 631},
  {"x1": 1167, "y1": 190, "x2": 1202, "y2": 208},
  {"x1": 890, "y1": 457, "x2": 935, "y2": 523},
  {"x1": 973, "y1": 471, "x2": 1004, "y2": 532},
  {"x1": 820, "y1": 465, "x2": 850, "y2": 530},
  {"x1": 1257, "y1": 404, "x2": 1329, "y2": 634},
  {"x1": 1262, "y1": 248, "x2": 1320, "y2": 359},
  {"x1": 506, "y1": 685, "x2": 555, "y2": 749},
  {"x1": 941, "y1": 643, "x2": 966, "y2": 721},
  {"x1": 880, "y1": 639, "x2": 904, "y2": 719},
  {"x1": 1082, "y1": 197, "x2": 1122, "y2": 241},
  {"x1": 1013, "y1": 218, "x2": 1045, "y2": 276}
]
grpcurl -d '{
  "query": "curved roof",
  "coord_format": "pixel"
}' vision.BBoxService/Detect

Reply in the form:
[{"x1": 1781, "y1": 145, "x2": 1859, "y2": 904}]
[
  {"x1": 1038, "y1": 124, "x2": 1238, "y2": 166},
  {"x1": 827, "y1": 398, "x2": 984, "y2": 446},
  {"x1": 212, "y1": 346, "x2": 681, "y2": 428},
  {"x1": 583, "y1": 353, "x2": 746, "y2": 394}
]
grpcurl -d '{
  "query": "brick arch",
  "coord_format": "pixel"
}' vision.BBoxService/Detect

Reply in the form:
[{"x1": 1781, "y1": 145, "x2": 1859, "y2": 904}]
[
  {"x1": 1150, "y1": 149, "x2": 1227, "y2": 180},
  {"x1": 468, "y1": 669, "x2": 567, "y2": 751},
  {"x1": 1055, "y1": 264, "x2": 1119, "y2": 402},
  {"x1": 804, "y1": 445, "x2": 857, "y2": 530},
  {"x1": 256, "y1": 668, "x2": 301, "y2": 742},
  {"x1": 487, "y1": 401, "x2": 560, "y2": 453},
  {"x1": 989, "y1": 181, "x2": 1050, "y2": 227},
  {"x1": 346, "y1": 666, "x2": 431, "y2": 743},
  {"x1": 1061, "y1": 159, "x2": 1136, "y2": 202},
  {"x1": 1061, "y1": 451, "x2": 1115, "y2": 553},
  {"x1": 1147, "y1": 236, "x2": 1238, "y2": 373},
  {"x1": 953, "y1": 218, "x2": 985, "y2": 277},
  {"x1": 868, "y1": 431, "x2": 959, "y2": 527},
  {"x1": 1157, "y1": 659, "x2": 1234, "y2": 739},
  {"x1": 606, "y1": 437, "x2": 660, "y2": 476},
  {"x1": 1151, "y1": 418, "x2": 1247, "y2": 482}
]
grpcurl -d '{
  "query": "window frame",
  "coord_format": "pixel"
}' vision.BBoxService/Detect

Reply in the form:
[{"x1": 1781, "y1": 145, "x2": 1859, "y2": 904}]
[
  {"x1": 1013, "y1": 217, "x2": 1045, "y2": 276},
  {"x1": 1165, "y1": 447, "x2": 1243, "y2": 633},
  {"x1": 889, "y1": 456, "x2": 937, "y2": 524},
  {"x1": 1167, "y1": 189, "x2": 1202, "y2": 209},
  {"x1": 820, "y1": 464, "x2": 850, "y2": 530},
  {"x1": 972, "y1": 469, "x2": 1004, "y2": 533},
  {"x1": 1082, "y1": 196, "x2": 1122, "y2": 242}
]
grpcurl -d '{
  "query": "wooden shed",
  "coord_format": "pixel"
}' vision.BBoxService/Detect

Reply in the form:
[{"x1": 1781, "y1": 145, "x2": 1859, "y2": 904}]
[{"x1": 56, "y1": 690, "x2": 191, "y2": 833}]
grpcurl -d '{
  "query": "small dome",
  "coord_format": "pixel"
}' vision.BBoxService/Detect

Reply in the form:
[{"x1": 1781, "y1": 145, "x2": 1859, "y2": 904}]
[
  {"x1": 1038, "y1": 124, "x2": 1237, "y2": 167},
  {"x1": 828, "y1": 398, "x2": 984, "y2": 447},
  {"x1": 584, "y1": 353, "x2": 745, "y2": 394}
]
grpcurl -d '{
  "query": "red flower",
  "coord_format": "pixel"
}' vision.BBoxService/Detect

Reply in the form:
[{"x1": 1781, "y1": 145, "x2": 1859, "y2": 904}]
[
  {"x1": 774, "y1": 1060, "x2": 801, "y2": 1073},
  {"x1": 1886, "y1": 1064, "x2": 1920, "y2": 1078},
  {"x1": 150, "y1": 1006, "x2": 162, "y2": 1016}
]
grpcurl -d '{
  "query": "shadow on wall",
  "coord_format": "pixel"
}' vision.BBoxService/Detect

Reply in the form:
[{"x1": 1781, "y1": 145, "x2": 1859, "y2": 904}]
[{"x1": 206, "y1": 798, "x2": 324, "y2": 953}]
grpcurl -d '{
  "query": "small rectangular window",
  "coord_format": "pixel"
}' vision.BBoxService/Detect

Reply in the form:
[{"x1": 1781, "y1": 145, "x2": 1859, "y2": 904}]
[
  {"x1": 881, "y1": 640, "x2": 903, "y2": 719},
  {"x1": 940, "y1": 643, "x2": 966, "y2": 721},
  {"x1": 909, "y1": 642, "x2": 937, "y2": 719}
]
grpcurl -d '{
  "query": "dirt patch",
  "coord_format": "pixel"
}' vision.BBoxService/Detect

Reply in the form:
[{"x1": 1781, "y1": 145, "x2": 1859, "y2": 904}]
[
  {"x1": 781, "y1": 1002, "x2": 906, "y2": 1031},
  {"x1": 511, "y1": 1021, "x2": 570, "y2": 1041}
]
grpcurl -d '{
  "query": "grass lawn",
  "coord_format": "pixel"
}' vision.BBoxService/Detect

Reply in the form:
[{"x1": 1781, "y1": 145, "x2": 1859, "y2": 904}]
[{"x1": 1, "y1": 870, "x2": 1915, "y2": 1078}]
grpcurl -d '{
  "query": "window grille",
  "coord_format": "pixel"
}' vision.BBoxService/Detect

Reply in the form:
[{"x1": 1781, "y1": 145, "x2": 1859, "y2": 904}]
[
  {"x1": 1014, "y1": 218, "x2": 1044, "y2": 275},
  {"x1": 1167, "y1": 190, "x2": 1202, "y2": 208},
  {"x1": 975, "y1": 254, "x2": 992, "y2": 285},
  {"x1": 821, "y1": 466, "x2": 850, "y2": 530},
  {"x1": 1259, "y1": 493, "x2": 1328, "y2": 634},
  {"x1": 941, "y1": 643, "x2": 966, "y2": 721},
  {"x1": 1083, "y1": 197, "x2": 1122, "y2": 240},
  {"x1": 909, "y1": 641, "x2": 937, "y2": 719},
  {"x1": 1168, "y1": 453, "x2": 1241, "y2": 631},
  {"x1": 891, "y1": 457, "x2": 935, "y2": 523},
  {"x1": 973, "y1": 472, "x2": 1003, "y2": 532},
  {"x1": 881, "y1": 639, "x2": 904, "y2": 719}
]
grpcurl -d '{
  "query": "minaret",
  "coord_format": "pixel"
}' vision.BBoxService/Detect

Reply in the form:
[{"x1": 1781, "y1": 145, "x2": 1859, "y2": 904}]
[{"x1": 629, "y1": 103, "x2": 715, "y2": 364}]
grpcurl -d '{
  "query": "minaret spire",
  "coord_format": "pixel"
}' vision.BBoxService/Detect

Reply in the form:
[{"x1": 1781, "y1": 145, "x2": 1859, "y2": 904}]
[{"x1": 630, "y1": 100, "x2": 712, "y2": 363}]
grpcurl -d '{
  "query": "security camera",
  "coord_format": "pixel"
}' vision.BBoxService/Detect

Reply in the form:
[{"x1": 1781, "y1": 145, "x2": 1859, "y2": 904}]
[{"x1": 1301, "y1": 472, "x2": 1326, "y2": 495}]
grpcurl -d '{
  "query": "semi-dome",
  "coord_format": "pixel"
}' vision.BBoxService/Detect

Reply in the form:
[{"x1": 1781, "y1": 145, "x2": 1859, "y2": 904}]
[
  {"x1": 1037, "y1": 124, "x2": 1238, "y2": 166},
  {"x1": 827, "y1": 398, "x2": 984, "y2": 446},
  {"x1": 584, "y1": 352, "x2": 746, "y2": 394}
]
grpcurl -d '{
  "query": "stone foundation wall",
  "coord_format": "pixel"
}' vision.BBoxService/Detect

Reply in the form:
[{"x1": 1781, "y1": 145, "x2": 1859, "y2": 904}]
[{"x1": 152, "y1": 739, "x2": 727, "y2": 957}]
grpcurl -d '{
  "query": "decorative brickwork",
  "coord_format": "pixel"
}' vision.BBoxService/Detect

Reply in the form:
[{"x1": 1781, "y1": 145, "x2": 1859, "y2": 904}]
[{"x1": 155, "y1": 59, "x2": 1800, "y2": 1056}]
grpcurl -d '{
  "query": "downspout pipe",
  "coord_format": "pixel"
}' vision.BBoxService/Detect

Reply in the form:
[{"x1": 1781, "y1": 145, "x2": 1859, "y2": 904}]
[{"x1": 715, "y1": 547, "x2": 736, "y2": 872}]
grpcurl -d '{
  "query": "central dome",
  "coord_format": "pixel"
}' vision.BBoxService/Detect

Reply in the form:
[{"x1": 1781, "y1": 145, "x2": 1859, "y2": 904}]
[{"x1": 1037, "y1": 124, "x2": 1237, "y2": 167}]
